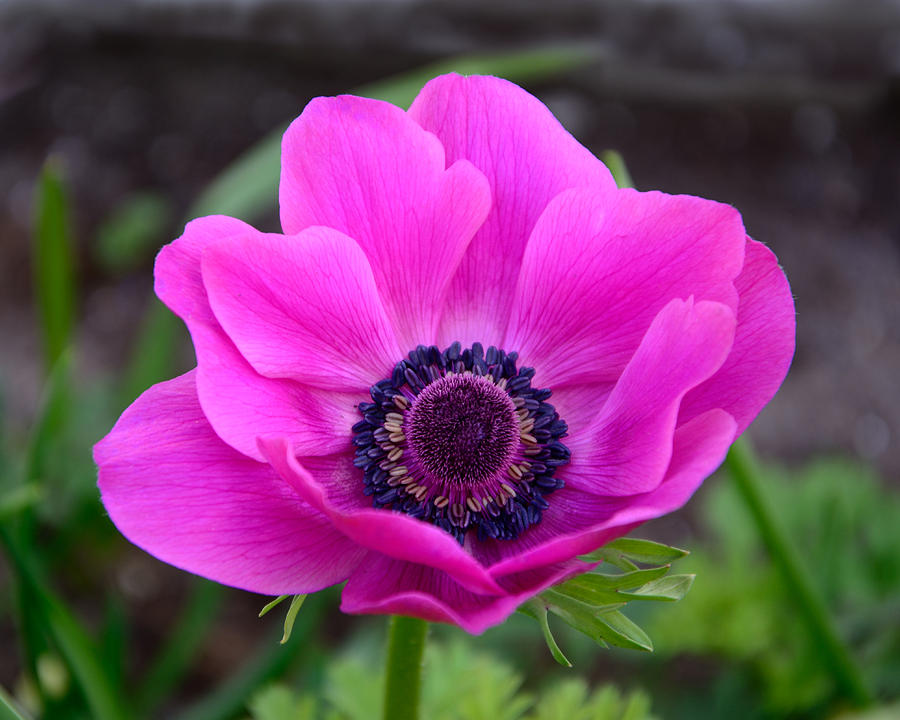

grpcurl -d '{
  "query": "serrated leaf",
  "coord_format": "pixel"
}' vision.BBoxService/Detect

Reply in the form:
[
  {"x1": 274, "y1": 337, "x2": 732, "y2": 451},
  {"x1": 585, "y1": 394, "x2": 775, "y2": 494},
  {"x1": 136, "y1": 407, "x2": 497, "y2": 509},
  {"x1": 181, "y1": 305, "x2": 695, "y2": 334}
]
[
  {"x1": 258, "y1": 595, "x2": 289, "y2": 618},
  {"x1": 618, "y1": 574, "x2": 695, "y2": 602},
  {"x1": 520, "y1": 600, "x2": 572, "y2": 667},
  {"x1": 279, "y1": 594, "x2": 306, "y2": 644}
]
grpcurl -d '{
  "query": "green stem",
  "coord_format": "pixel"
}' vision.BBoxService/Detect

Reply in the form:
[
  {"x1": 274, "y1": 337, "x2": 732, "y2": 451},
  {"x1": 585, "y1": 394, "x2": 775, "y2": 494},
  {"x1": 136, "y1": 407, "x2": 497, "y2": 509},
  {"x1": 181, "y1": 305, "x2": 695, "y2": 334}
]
[
  {"x1": 725, "y1": 438, "x2": 872, "y2": 708},
  {"x1": 382, "y1": 616, "x2": 428, "y2": 720}
]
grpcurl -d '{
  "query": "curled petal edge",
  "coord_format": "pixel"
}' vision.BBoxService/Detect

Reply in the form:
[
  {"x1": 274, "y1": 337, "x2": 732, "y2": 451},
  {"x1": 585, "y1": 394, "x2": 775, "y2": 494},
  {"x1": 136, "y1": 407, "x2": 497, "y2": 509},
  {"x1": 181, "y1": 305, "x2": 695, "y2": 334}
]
[{"x1": 258, "y1": 437, "x2": 505, "y2": 597}]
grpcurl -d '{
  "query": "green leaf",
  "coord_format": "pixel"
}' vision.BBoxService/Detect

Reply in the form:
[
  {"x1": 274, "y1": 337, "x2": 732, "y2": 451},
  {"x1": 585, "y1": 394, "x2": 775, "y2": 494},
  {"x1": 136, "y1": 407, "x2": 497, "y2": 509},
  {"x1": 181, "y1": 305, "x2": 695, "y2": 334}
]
[
  {"x1": 582, "y1": 538, "x2": 688, "y2": 566},
  {"x1": 280, "y1": 594, "x2": 307, "y2": 644},
  {"x1": 538, "y1": 591, "x2": 612, "y2": 648},
  {"x1": 618, "y1": 574, "x2": 695, "y2": 602},
  {"x1": 519, "y1": 600, "x2": 572, "y2": 667},
  {"x1": 539, "y1": 590, "x2": 654, "y2": 653},
  {"x1": 94, "y1": 192, "x2": 172, "y2": 274},
  {"x1": 259, "y1": 595, "x2": 289, "y2": 618},
  {"x1": 594, "y1": 611, "x2": 654, "y2": 652},
  {"x1": 553, "y1": 566, "x2": 672, "y2": 605},
  {"x1": 24, "y1": 350, "x2": 71, "y2": 488},
  {"x1": 32, "y1": 158, "x2": 76, "y2": 371}
]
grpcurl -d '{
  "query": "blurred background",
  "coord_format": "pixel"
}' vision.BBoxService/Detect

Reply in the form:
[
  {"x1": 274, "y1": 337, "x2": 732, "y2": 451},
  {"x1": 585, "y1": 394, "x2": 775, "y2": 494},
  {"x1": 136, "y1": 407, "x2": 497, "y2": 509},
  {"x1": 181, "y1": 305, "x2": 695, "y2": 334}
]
[{"x1": 0, "y1": 0, "x2": 898, "y2": 718}]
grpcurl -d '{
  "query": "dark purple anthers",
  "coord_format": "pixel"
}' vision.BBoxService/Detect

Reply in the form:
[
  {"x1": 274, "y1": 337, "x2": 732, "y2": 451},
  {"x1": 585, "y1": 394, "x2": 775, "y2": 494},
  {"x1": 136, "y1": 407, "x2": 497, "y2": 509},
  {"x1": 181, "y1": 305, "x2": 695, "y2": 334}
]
[{"x1": 352, "y1": 342, "x2": 570, "y2": 543}]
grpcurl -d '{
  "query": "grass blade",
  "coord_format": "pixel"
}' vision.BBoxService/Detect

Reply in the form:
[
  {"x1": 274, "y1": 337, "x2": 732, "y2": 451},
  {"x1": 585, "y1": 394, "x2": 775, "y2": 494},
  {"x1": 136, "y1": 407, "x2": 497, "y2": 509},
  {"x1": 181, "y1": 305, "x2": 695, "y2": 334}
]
[
  {"x1": 0, "y1": 528, "x2": 128, "y2": 720},
  {"x1": 0, "y1": 685, "x2": 32, "y2": 720},
  {"x1": 135, "y1": 579, "x2": 223, "y2": 717},
  {"x1": 32, "y1": 158, "x2": 76, "y2": 371}
]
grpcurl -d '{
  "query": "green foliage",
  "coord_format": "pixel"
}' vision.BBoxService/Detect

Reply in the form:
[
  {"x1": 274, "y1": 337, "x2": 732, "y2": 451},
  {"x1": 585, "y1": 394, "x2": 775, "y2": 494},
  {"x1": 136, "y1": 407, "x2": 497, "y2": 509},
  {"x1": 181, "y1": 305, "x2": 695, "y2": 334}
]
[
  {"x1": 247, "y1": 685, "x2": 317, "y2": 720},
  {"x1": 529, "y1": 680, "x2": 655, "y2": 720},
  {"x1": 1, "y1": 684, "x2": 33, "y2": 720},
  {"x1": 245, "y1": 640, "x2": 656, "y2": 720},
  {"x1": 646, "y1": 457, "x2": 900, "y2": 714},
  {"x1": 32, "y1": 158, "x2": 76, "y2": 371},
  {"x1": 521, "y1": 539, "x2": 693, "y2": 663},
  {"x1": 93, "y1": 192, "x2": 172, "y2": 275}
]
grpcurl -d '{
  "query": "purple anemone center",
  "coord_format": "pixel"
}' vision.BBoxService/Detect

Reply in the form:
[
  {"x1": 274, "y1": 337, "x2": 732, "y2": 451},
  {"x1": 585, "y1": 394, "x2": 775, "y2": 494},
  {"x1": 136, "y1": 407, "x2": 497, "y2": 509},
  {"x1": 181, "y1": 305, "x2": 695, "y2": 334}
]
[
  {"x1": 352, "y1": 342, "x2": 570, "y2": 543},
  {"x1": 407, "y1": 374, "x2": 518, "y2": 488}
]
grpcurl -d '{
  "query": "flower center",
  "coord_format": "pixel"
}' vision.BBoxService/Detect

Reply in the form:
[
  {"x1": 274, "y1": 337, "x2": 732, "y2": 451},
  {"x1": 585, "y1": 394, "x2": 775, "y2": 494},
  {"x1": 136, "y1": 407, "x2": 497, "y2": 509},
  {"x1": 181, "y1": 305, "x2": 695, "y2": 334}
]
[
  {"x1": 406, "y1": 373, "x2": 518, "y2": 489},
  {"x1": 352, "y1": 342, "x2": 570, "y2": 543}
]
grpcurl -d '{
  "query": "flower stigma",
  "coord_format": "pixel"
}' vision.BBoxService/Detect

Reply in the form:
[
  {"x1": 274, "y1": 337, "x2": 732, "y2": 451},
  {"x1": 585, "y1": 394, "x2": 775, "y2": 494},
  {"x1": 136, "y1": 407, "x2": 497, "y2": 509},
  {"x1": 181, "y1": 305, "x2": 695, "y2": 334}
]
[{"x1": 352, "y1": 342, "x2": 570, "y2": 543}]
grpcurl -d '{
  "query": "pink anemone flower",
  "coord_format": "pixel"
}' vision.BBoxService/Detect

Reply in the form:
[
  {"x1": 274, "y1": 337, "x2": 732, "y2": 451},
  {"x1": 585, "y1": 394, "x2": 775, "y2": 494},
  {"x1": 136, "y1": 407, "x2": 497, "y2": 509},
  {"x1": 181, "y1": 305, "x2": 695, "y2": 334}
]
[{"x1": 94, "y1": 74, "x2": 795, "y2": 633}]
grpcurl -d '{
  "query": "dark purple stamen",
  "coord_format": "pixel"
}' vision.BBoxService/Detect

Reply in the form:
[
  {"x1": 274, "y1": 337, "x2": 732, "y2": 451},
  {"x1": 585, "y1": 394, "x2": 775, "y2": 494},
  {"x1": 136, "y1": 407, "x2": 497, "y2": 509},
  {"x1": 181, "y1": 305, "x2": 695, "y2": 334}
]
[{"x1": 352, "y1": 343, "x2": 570, "y2": 543}]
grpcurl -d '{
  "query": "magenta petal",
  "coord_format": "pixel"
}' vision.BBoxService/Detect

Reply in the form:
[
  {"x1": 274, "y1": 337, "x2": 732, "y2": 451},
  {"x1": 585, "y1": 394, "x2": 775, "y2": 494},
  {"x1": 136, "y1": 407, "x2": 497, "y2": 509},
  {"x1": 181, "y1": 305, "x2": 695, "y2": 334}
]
[
  {"x1": 408, "y1": 74, "x2": 617, "y2": 348},
  {"x1": 94, "y1": 371, "x2": 366, "y2": 594},
  {"x1": 506, "y1": 188, "x2": 745, "y2": 389},
  {"x1": 258, "y1": 438, "x2": 504, "y2": 596},
  {"x1": 202, "y1": 226, "x2": 401, "y2": 392},
  {"x1": 155, "y1": 217, "x2": 359, "y2": 461},
  {"x1": 340, "y1": 554, "x2": 581, "y2": 634},
  {"x1": 680, "y1": 238, "x2": 796, "y2": 435},
  {"x1": 279, "y1": 94, "x2": 491, "y2": 350},
  {"x1": 567, "y1": 297, "x2": 736, "y2": 497},
  {"x1": 482, "y1": 408, "x2": 737, "y2": 578}
]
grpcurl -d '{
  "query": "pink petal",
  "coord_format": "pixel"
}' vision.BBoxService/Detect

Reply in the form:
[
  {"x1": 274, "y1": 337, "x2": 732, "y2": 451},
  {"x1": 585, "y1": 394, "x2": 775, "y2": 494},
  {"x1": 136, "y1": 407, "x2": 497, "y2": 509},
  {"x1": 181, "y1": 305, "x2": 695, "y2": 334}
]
[
  {"x1": 481, "y1": 408, "x2": 737, "y2": 578},
  {"x1": 258, "y1": 438, "x2": 504, "y2": 597},
  {"x1": 680, "y1": 238, "x2": 796, "y2": 435},
  {"x1": 408, "y1": 74, "x2": 617, "y2": 348},
  {"x1": 202, "y1": 226, "x2": 401, "y2": 392},
  {"x1": 94, "y1": 371, "x2": 366, "y2": 595},
  {"x1": 506, "y1": 188, "x2": 745, "y2": 389},
  {"x1": 279, "y1": 94, "x2": 491, "y2": 350},
  {"x1": 565, "y1": 297, "x2": 736, "y2": 497},
  {"x1": 340, "y1": 553, "x2": 582, "y2": 634},
  {"x1": 155, "y1": 217, "x2": 359, "y2": 461}
]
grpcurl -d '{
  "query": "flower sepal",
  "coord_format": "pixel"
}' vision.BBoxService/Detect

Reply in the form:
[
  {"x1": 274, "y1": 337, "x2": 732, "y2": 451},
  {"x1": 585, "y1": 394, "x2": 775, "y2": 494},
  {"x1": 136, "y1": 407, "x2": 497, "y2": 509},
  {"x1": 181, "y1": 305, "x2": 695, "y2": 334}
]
[{"x1": 520, "y1": 537, "x2": 694, "y2": 665}]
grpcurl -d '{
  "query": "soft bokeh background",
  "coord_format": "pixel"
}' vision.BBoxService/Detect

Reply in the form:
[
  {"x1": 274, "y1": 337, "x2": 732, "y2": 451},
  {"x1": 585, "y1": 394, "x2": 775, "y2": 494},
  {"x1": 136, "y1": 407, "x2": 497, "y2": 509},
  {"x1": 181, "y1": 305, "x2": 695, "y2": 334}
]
[{"x1": 1, "y1": 1, "x2": 898, "y2": 718}]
